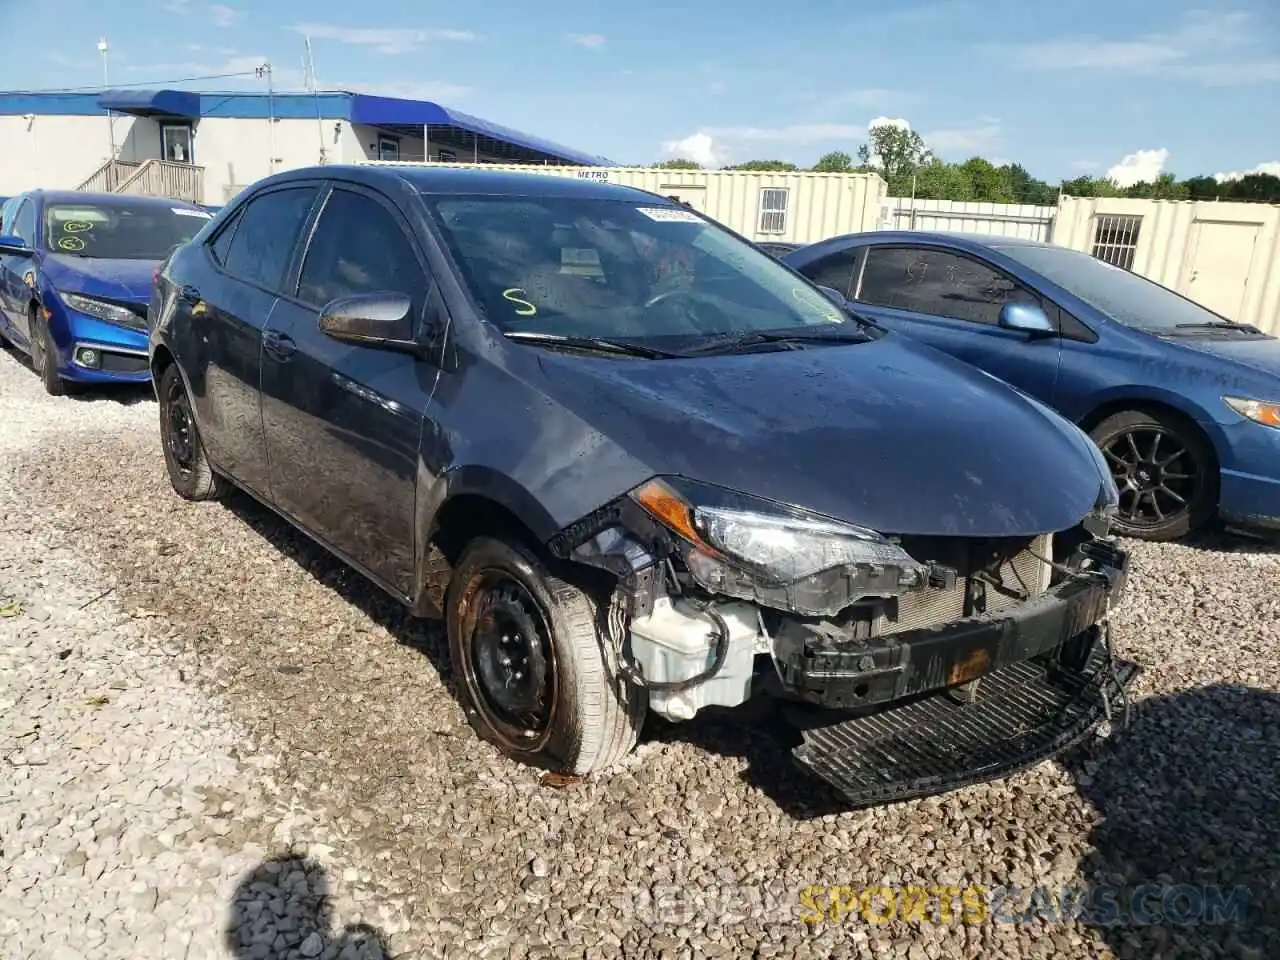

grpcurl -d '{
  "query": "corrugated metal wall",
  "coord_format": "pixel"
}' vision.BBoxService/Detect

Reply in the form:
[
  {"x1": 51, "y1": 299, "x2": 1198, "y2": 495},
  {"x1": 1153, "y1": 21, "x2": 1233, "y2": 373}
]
[
  {"x1": 1055, "y1": 197, "x2": 1280, "y2": 332},
  {"x1": 360, "y1": 161, "x2": 887, "y2": 243},
  {"x1": 880, "y1": 198, "x2": 1058, "y2": 241}
]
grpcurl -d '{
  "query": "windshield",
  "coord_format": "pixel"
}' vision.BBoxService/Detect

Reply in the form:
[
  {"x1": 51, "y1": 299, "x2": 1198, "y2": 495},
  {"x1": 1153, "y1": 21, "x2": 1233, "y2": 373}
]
[
  {"x1": 43, "y1": 201, "x2": 211, "y2": 260},
  {"x1": 993, "y1": 243, "x2": 1227, "y2": 331},
  {"x1": 424, "y1": 195, "x2": 851, "y2": 343}
]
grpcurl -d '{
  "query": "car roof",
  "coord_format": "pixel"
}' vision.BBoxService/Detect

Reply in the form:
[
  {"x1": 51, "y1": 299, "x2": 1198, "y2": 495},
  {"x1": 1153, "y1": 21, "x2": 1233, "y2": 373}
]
[
  {"x1": 25, "y1": 189, "x2": 204, "y2": 209},
  {"x1": 837, "y1": 230, "x2": 1051, "y2": 251},
  {"x1": 258, "y1": 163, "x2": 676, "y2": 204}
]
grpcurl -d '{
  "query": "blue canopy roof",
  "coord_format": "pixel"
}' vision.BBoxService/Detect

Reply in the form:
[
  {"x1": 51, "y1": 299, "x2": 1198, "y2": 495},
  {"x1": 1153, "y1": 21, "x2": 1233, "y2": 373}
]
[
  {"x1": 97, "y1": 89, "x2": 200, "y2": 118},
  {"x1": 346, "y1": 95, "x2": 616, "y2": 167}
]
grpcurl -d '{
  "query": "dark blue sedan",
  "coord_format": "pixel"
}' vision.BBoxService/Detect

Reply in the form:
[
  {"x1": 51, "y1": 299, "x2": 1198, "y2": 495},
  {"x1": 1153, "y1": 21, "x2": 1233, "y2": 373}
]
[
  {"x1": 0, "y1": 190, "x2": 213, "y2": 394},
  {"x1": 146, "y1": 164, "x2": 1137, "y2": 807},
  {"x1": 784, "y1": 232, "x2": 1280, "y2": 541}
]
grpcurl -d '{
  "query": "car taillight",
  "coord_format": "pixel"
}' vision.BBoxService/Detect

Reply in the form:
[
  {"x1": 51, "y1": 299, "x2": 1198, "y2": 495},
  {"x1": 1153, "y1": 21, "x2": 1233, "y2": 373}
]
[{"x1": 153, "y1": 267, "x2": 161, "y2": 285}]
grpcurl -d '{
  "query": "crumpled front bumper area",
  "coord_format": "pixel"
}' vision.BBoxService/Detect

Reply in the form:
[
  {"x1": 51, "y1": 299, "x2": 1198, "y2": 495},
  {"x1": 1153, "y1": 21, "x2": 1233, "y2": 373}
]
[
  {"x1": 792, "y1": 634, "x2": 1139, "y2": 809},
  {"x1": 780, "y1": 538, "x2": 1139, "y2": 807}
]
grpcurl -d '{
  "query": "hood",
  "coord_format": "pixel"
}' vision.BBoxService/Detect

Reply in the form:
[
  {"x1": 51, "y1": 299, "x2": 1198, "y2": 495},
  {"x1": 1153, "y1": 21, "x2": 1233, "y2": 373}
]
[
  {"x1": 1160, "y1": 332, "x2": 1280, "y2": 381},
  {"x1": 536, "y1": 335, "x2": 1105, "y2": 538},
  {"x1": 40, "y1": 255, "x2": 157, "y2": 303}
]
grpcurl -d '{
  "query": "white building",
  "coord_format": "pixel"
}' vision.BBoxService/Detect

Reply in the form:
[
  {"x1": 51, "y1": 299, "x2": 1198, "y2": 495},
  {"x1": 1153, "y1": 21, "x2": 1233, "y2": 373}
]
[{"x1": 0, "y1": 88, "x2": 614, "y2": 207}]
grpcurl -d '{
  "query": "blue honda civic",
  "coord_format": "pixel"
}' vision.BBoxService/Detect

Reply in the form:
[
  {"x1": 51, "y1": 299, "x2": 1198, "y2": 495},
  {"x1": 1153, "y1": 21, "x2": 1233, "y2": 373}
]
[
  {"x1": 783, "y1": 232, "x2": 1280, "y2": 541},
  {"x1": 0, "y1": 190, "x2": 212, "y2": 395}
]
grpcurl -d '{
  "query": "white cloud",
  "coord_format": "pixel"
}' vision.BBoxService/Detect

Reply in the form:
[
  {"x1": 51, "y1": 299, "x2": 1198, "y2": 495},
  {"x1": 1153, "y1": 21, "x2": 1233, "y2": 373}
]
[
  {"x1": 569, "y1": 34, "x2": 605, "y2": 48},
  {"x1": 868, "y1": 116, "x2": 911, "y2": 133},
  {"x1": 661, "y1": 132, "x2": 722, "y2": 168},
  {"x1": 208, "y1": 4, "x2": 240, "y2": 27},
  {"x1": 1107, "y1": 148, "x2": 1169, "y2": 188},
  {"x1": 994, "y1": 9, "x2": 1277, "y2": 87},
  {"x1": 292, "y1": 23, "x2": 476, "y2": 55},
  {"x1": 1214, "y1": 161, "x2": 1280, "y2": 182}
]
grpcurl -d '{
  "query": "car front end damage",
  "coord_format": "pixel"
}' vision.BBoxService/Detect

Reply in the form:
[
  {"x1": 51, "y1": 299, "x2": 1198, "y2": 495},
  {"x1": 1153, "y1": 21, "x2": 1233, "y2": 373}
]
[{"x1": 548, "y1": 476, "x2": 1138, "y2": 808}]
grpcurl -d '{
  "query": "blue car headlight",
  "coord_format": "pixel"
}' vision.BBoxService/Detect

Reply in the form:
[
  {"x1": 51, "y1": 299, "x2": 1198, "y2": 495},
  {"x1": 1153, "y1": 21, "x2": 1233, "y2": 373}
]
[{"x1": 60, "y1": 291, "x2": 147, "y2": 331}]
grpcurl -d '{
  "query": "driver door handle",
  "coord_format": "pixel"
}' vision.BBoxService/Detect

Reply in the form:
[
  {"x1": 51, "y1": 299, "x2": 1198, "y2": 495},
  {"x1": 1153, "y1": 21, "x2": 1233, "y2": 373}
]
[{"x1": 263, "y1": 330, "x2": 296, "y2": 361}]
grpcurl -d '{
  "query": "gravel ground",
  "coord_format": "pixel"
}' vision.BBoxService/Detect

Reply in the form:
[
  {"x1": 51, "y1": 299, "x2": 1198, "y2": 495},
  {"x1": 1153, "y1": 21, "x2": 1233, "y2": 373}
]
[{"x1": 1, "y1": 344, "x2": 1277, "y2": 960}]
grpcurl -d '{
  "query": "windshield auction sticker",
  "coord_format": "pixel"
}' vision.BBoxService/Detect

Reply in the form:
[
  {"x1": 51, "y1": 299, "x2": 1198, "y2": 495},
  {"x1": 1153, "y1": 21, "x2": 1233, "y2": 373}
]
[{"x1": 636, "y1": 207, "x2": 703, "y2": 223}]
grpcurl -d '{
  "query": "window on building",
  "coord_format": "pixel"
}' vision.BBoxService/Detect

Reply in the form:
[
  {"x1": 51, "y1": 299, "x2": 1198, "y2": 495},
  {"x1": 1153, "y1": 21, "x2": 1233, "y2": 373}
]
[
  {"x1": 757, "y1": 188, "x2": 789, "y2": 234},
  {"x1": 856, "y1": 246, "x2": 1041, "y2": 325},
  {"x1": 796, "y1": 249, "x2": 861, "y2": 299},
  {"x1": 161, "y1": 124, "x2": 194, "y2": 163},
  {"x1": 377, "y1": 136, "x2": 401, "y2": 162},
  {"x1": 436, "y1": 148, "x2": 457, "y2": 162},
  {"x1": 221, "y1": 186, "x2": 318, "y2": 293},
  {"x1": 1090, "y1": 215, "x2": 1142, "y2": 270},
  {"x1": 297, "y1": 189, "x2": 428, "y2": 316}
]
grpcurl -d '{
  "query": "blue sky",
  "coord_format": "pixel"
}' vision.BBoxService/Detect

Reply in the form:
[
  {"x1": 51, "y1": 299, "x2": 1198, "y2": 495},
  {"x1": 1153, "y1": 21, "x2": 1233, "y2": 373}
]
[{"x1": 13, "y1": 0, "x2": 1280, "y2": 184}]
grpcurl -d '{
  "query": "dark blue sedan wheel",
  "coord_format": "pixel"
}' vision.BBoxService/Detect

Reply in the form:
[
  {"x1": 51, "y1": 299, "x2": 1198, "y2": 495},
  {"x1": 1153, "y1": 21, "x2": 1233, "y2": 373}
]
[
  {"x1": 158, "y1": 364, "x2": 226, "y2": 502},
  {"x1": 1091, "y1": 409, "x2": 1217, "y2": 541}
]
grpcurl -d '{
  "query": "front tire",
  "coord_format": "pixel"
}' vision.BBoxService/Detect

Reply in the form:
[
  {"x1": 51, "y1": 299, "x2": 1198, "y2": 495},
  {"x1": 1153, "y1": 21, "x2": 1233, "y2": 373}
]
[
  {"x1": 1090, "y1": 408, "x2": 1217, "y2": 541},
  {"x1": 446, "y1": 537, "x2": 646, "y2": 775},
  {"x1": 29, "y1": 308, "x2": 66, "y2": 397},
  {"x1": 158, "y1": 363, "x2": 226, "y2": 501}
]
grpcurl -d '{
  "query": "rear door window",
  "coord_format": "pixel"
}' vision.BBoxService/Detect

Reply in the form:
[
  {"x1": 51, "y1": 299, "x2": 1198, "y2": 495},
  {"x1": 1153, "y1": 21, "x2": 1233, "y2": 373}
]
[
  {"x1": 221, "y1": 186, "x2": 318, "y2": 293},
  {"x1": 796, "y1": 248, "x2": 861, "y2": 299}
]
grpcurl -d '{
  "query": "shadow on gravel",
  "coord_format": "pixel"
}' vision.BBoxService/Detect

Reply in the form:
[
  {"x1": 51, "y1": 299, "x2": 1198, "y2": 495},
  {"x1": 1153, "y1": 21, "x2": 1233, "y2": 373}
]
[
  {"x1": 1176, "y1": 523, "x2": 1280, "y2": 556},
  {"x1": 227, "y1": 855, "x2": 389, "y2": 959},
  {"x1": 1063, "y1": 684, "x2": 1279, "y2": 957}
]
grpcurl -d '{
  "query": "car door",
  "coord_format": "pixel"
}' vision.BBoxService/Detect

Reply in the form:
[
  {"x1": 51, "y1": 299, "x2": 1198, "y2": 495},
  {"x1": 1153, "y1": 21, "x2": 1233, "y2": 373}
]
[
  {"x1": 260, "y1": 182, "x2": 440, "y2": 595},
  {"x1": 0, "y1": 198, "x2": 38, "y2": 344},
  {"x1": 848, "y1": 243, "x2": 1064, "y2": 405},
  {"x1": 177, "y1": 183, "x2": 322, "y2": 497}
]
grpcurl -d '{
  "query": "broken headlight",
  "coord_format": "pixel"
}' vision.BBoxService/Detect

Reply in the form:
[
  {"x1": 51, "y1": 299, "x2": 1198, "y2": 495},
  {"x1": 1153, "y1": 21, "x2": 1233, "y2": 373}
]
[
  {"x1": 629, "y1": 477, "x2": 930, "y2": 617},
  {"x1": 1082, "y1": 437, "x2": 1121, "y2": 537}
]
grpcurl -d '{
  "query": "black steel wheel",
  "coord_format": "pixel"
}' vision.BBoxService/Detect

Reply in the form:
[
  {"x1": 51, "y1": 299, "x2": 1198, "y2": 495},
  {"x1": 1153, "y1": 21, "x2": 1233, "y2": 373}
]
[
  {"x1": 446, "y1": 536, "x2": 646, "y2": 775},
  {"x1": 158, "y1": 363, "x2": 226, "y2": 501},
  {"x1": 29, "y1": 307, "x2": 66, "y2": 396},
  {"x1": 1090, "y1": 409, "x2": 1217, "y2": 541}
]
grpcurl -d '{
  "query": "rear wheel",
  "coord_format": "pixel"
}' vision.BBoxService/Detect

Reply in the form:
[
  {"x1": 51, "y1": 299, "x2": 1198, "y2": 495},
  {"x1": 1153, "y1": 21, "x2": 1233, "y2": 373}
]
[
  {"x1": 1090, "y1": 409, "x2": 1217, "y2": 541},
  {"x1": 158, "y1": 363, "x2": 226, "y2": 501},
  {"x1": 29, "y1": 307, "x2": 66, "y2": 397},
  {"x1": 446, "y1": 537, "x2": 646, "y2": 775}
]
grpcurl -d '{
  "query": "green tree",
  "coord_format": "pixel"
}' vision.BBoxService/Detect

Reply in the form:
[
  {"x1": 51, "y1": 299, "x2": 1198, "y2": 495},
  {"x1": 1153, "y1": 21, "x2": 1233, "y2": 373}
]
[
  {"x1": 1180, "y1": 175, "x2": 1222, "y2": 200},
  {"x1": 811, "y1": 150, "x2": 855, "y2": 173},
  {"x1": 856, "y1": 124, "x2": 932, "y2": 193},
  {"x1": 1060, "y1": 175, "x2": 1124, "y2": 198},
  {"x1": 721, "y1": 159, "x2": 799, "y2": 171},
  {"x1": 957, "y1": 157, "x2": 1015, "y2": 202},
  {"x1": 912, "y1": 159, "x2": 971, "y2": 200},
  {"x1": 1124, "y1": 172, "x2": 1188, "y2": 200},
  {"x1": 1000, "y1": 163, "x2": 1058, "y2": 205},
  {"x1": 651, "y1": 159, "x2": 702, "y2": 170},
  {"x1": 1226, "y1": 173, "x2": 1280, "y2": 202}
]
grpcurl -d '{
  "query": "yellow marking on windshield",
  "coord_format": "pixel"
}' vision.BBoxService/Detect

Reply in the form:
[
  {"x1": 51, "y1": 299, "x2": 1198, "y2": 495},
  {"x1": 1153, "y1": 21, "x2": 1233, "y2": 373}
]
[
  {"x1": 62, "y1": 221, "x2": 94, "y2": 233},
  {"x1": 502, "y1": 288, "x2": 537, "y2": 317},
  {"x1": 57, "y1": 236, "x2": 86, "y2": 252}
]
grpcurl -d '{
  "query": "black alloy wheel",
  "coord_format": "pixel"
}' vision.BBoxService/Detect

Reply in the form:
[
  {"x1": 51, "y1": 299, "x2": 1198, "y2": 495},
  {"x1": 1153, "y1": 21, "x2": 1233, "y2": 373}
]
[
  {"x1": 157, "y1": 363, "x2": 226, "y2": 501},
  {"x1": 1091, "y1": 409, "x2": 1217, "y2": 541},
  {"x1": 29, "y1": 307, "x2": 66, "y2": 396}
]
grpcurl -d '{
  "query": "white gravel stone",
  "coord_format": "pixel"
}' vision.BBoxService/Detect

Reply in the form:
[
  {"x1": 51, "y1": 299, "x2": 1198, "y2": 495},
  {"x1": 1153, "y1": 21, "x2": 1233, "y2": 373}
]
[{"x1": 1, "y1": 346, "x2": 1277, "y2": 959}]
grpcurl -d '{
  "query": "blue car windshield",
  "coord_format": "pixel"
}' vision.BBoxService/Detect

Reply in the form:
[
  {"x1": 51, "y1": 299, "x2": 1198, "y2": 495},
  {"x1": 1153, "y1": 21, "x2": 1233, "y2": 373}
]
[
  {"x1": 993, "y1": 243, "x2": 1229, "y2": 330},
  {"x1": 43, "y1": 201, "x2": 212, "y2": 260},
  {"x1": 424, "y1": 195, "x2": 851, "y2": 341}
]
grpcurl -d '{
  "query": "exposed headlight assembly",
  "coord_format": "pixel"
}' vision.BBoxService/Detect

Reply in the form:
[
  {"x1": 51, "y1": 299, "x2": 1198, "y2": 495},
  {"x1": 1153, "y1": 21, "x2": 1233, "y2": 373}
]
[
  {"x1": 1082, "y1": 437, "x2": 1120, "y2": 537},
  {"x1": 60, "y1": 292, "x2": 146, "y2": 331},
  {"x1": 629, "y1": 477, "x2": 933, "y2": 617},
  {"x1": 1224, "y1": 395, "x2": 1280, "y2": 430}
]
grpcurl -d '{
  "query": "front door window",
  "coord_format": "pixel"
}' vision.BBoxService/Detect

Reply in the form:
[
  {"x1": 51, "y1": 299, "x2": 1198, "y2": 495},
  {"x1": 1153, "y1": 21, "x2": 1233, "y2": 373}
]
[{"x1": 162, "y1": 124, "x2": 194, "y2": 163}]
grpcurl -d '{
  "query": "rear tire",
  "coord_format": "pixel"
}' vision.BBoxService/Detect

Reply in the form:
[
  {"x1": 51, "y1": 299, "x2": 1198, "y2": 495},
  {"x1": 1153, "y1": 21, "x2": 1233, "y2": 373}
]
[
  {"x1": 158, "y1": 363, "x2": 226, "y2": 501},
  {"x1": 29, "y1": 308, "x2": 66, "y2": 397},
  {"x1": 1089, "y1": 408, "x2": 1217, "y2": 541},
  {"x1": 446, "y1": 536, "x2": 646, "y2": 775}
]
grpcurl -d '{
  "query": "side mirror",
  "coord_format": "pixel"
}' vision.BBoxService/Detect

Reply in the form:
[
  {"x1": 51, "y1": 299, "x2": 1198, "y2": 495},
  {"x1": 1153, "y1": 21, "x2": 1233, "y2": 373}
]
[
  {"x1": 816, "y1": 285, "x2": 847, "y2": 307},
  {"x1": 999, "y1": 301, "x2": 1055, "y2": 335},
  {"x1": 0, "y1": 234, "x2": 33, "y2": 257},
  {"x1": 318, "y1": 292, "x2": 420, "y2": 353}
]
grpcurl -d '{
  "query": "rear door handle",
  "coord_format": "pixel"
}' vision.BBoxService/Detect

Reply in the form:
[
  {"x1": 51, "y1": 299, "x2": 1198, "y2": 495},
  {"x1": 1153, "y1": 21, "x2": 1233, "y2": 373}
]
[
  {"x1": 263, "y1": 330, "x2": 296, "y2": 361},
  {"x1": 179, "y1": 284, "x2": 201, "y2": 304}
]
